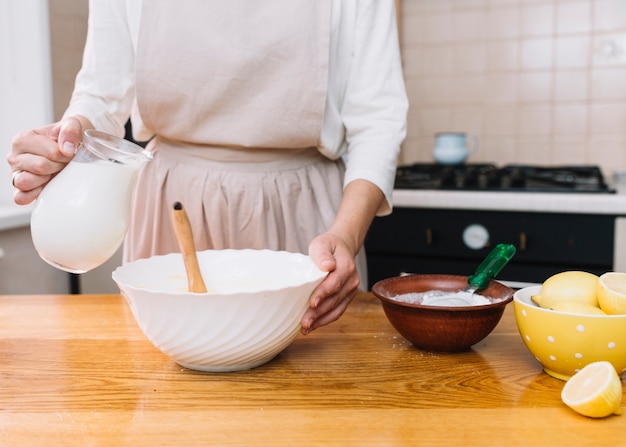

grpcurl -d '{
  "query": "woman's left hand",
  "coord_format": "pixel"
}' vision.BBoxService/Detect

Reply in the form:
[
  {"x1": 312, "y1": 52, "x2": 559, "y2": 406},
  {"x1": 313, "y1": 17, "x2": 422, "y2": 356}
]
[
  {"x1": 301, "y1": 179, "x2": 385, "y2": 334},
  {"x1": 301, "y1": 231, "x2": 360, "y2": 335}
]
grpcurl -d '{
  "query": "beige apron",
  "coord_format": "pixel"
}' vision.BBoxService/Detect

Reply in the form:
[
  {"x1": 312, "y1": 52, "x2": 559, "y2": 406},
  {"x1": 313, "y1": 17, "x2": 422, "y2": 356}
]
[{"x1": 126, "y1": 0, "x2": 367, "y2": 286}]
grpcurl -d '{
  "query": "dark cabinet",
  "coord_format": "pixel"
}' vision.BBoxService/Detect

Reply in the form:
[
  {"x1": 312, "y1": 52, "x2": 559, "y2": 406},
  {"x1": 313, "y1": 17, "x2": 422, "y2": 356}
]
[{"x1": 365, "y1": 207, "x2": 615, "y2": 289}]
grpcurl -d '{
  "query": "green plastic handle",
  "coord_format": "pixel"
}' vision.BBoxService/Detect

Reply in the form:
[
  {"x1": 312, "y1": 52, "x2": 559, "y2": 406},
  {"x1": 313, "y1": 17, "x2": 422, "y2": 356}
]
[{"x1": 467, "y1": 243, "x2": 517, "y2": 290}]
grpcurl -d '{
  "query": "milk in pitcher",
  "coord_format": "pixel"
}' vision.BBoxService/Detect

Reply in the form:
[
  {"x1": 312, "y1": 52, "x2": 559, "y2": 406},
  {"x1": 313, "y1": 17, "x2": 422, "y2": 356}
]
[{"x1": 30, "y1": 159, "x2": 139, "y2": 273}]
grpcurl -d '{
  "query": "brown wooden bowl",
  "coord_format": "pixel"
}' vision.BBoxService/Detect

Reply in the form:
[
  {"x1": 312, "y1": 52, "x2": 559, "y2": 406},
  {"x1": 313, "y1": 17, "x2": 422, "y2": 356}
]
[{"x1": 372, "y1": 274, "x2": 514, "y2": 352}]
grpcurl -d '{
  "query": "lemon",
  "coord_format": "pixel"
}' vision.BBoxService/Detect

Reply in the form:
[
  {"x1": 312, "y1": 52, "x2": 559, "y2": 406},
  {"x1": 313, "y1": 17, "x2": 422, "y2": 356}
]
[
  {"x1": 549, "y1": 302, "x2": 607, "y2": 315},
  {"x1": 532, "y1": 271, "x2": 599, "y2": 309},
  {"x1": 561, "y1": 361, "x2": 623, "y2": 418},
  {"x1": 598, "y1": 272, "x2": 626, "y2": 315}
]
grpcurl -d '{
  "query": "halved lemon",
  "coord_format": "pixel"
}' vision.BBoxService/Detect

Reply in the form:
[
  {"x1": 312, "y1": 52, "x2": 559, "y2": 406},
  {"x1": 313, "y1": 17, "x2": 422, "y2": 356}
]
[
  {"x1": 598, "y1": 272, "x2": 626, "y2": 315},
  {"x1": 532, "y1": 271, "x2": 599, "y2": 309},
  {"x1": 561, "y1": 361, "x2": 623, "y2": 418},
  {"x1": 549, "y1": 302, "x2": 606, "y2": 315}
]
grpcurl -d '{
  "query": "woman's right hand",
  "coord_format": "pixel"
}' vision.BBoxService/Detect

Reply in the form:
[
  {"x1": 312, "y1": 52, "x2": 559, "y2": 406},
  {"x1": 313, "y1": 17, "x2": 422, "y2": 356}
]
[{"x1": 8, "y1": 116, "x2": 91, "y2": 205}]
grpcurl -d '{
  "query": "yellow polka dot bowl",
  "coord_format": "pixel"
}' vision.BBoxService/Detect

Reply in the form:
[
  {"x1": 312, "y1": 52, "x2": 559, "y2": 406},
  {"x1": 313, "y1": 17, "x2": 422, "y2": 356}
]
[{"x1": 514, "y1": 285, "x2": 626, "y2": 381}]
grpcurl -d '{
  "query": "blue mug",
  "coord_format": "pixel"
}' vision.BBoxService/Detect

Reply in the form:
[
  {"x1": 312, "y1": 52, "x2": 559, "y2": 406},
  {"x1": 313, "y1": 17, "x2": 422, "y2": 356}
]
[{"x1": 433, "y1": 133, "x2": 478, "y2": 165}]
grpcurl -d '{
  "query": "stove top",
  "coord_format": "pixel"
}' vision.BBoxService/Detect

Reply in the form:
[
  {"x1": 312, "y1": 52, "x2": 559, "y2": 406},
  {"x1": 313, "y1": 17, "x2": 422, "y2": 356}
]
[{"x1": 394, "y1": 163, "x2": 615, "y2": 193}]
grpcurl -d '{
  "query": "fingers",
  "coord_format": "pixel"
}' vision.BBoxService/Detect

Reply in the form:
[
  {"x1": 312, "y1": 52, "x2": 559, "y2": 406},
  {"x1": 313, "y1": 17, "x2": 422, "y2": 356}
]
[
  {"x1": 10, "y1": 116, "x2": 84, "y2": 165},
  {"x1": 8, "y1": 148, "x2": 61, "y2": 200},
  {"x1": 11, "y1": 128, "x2": 59, "y2": 163},
  {"x1": 301, "y1": 260, "x2": 360, "y2": 334},
  {"x1": 11, "y1": 168, "x2": 52, "y2": 190},
  {"x1": 11, "y1": 170, "x2": 21, "y2": 188},
  {"x1": 13, "y1": 184, "x2": 45, "y2": 206},
  {"x1": 10, "y1": 168, "x2": 53, "y2": 205},
  {"x1": 57, "y1": 116, "x2": 86, "y2": 156},
  {"x1": 302, "y1": 232, "x2": 361, "y2": 334},
  {"x1": 301, "y1": 287, "x2": 357, "y2": 335},
  {"x1": 8, "y1": 117, "x2": 85, "y2": 204},
  {"x1": 308, "y1": 238, "x2": 337, "y2": 273}
]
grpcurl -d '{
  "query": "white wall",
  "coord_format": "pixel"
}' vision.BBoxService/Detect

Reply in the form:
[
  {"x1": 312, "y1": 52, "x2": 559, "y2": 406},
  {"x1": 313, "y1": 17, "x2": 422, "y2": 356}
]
[{"x1": 0, "y1": 0, "x2": 53, "y2": 206}]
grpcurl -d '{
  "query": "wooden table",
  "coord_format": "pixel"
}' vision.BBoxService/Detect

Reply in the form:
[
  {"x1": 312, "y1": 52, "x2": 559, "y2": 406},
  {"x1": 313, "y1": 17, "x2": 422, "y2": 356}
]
[{"x1": 0, "y1": 293, "x2": 623, "y2": 446}]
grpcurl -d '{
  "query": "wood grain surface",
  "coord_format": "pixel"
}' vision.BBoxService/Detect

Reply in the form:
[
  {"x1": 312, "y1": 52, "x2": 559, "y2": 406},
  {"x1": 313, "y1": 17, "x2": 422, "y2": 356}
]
[{"x1": 0, "y1": 293, "x2": 623, "y2": 446}]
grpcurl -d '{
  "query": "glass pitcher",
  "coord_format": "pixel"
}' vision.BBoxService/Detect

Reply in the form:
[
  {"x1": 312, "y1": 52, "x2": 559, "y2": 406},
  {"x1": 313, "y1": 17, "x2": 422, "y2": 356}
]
[{"x1": 30, "y1": 130, "x2": 153, "y2": 273}]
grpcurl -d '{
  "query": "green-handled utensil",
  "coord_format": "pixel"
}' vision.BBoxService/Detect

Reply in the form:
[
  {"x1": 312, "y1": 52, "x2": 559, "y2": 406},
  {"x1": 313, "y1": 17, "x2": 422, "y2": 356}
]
[
  {"x1": 466, "y1": 243, "x2": 517, "y2": 291},
  {"x1": 422, "y1": 243, "x2": 517, "y2": 306}
]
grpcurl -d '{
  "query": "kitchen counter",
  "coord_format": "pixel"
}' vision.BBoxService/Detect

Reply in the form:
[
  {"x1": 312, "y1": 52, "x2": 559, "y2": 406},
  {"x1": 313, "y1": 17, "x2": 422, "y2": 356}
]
[
  {"x1": 392, "y1": 188, "x2": 626, "y2": 215},
  {"x1": 0, "y1": 293, "x2": 623, "y2": 446}
]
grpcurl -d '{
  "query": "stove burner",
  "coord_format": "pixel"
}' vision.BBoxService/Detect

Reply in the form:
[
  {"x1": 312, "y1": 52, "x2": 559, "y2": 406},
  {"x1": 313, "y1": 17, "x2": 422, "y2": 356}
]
[{"x1": 394, "y1": 163, "x2": 615, "y2": 193}]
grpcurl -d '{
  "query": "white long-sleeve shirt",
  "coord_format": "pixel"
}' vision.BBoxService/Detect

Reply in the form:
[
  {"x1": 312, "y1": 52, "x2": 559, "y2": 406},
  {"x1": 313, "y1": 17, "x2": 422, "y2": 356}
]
[{"x1": 64, "y1": 0, "x2": 408, "y2": 215}]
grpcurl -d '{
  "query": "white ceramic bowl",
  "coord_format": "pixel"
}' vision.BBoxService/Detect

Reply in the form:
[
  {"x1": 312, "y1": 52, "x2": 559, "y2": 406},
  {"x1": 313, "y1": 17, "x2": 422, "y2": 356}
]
[{"x1": 112, "y1": 249, "x2": 326, "y2": 372}]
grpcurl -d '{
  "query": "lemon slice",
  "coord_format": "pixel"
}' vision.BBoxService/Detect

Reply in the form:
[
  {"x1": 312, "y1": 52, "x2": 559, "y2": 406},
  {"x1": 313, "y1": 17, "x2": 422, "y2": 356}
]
[
  {"x1": 598, "y1": 272, "x2": 626, "y2": 315},
  {"x1": 532, "y1": 271, "x2": 599, "y2": 309},
  {"x1": 561, "y1": 361, "x2": 623, "y2": 418}
]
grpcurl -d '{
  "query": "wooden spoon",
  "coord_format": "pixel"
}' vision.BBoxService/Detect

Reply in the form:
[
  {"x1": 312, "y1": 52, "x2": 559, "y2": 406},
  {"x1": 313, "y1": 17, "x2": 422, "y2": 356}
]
[{"x1": 171, "y1": 202, "x2": 207, "y2": 293}]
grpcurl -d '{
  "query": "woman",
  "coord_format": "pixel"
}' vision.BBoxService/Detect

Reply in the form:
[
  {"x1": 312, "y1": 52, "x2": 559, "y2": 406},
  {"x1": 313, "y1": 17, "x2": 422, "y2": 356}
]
[{"x1": 9, "y1": 0, "x2": 408, "y2": 334}]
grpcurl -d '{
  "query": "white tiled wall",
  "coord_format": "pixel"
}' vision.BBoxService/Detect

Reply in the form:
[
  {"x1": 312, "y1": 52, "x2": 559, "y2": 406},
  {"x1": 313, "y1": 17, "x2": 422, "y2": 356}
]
[{"x1": 399, "y1": 0, "x2": 626, "y2": 178}]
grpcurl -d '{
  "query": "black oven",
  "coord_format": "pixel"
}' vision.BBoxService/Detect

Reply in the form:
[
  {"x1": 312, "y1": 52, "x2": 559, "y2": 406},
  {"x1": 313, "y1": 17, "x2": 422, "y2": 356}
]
[{"x1": 365, "y1": 164, "x2": 622, "y2": 289}]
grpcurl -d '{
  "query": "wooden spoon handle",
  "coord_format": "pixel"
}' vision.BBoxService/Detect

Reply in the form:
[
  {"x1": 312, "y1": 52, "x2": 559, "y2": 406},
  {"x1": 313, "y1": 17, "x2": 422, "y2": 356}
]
[{"x1": 171, "y1": 202, "x2": 207, "y2": 293}]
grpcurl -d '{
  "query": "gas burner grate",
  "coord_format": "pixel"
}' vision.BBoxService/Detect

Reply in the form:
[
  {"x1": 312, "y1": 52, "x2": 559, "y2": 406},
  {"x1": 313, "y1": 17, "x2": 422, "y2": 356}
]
[{"x1": 394, "y1": 163, "x2": 615, "y2": 193}]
